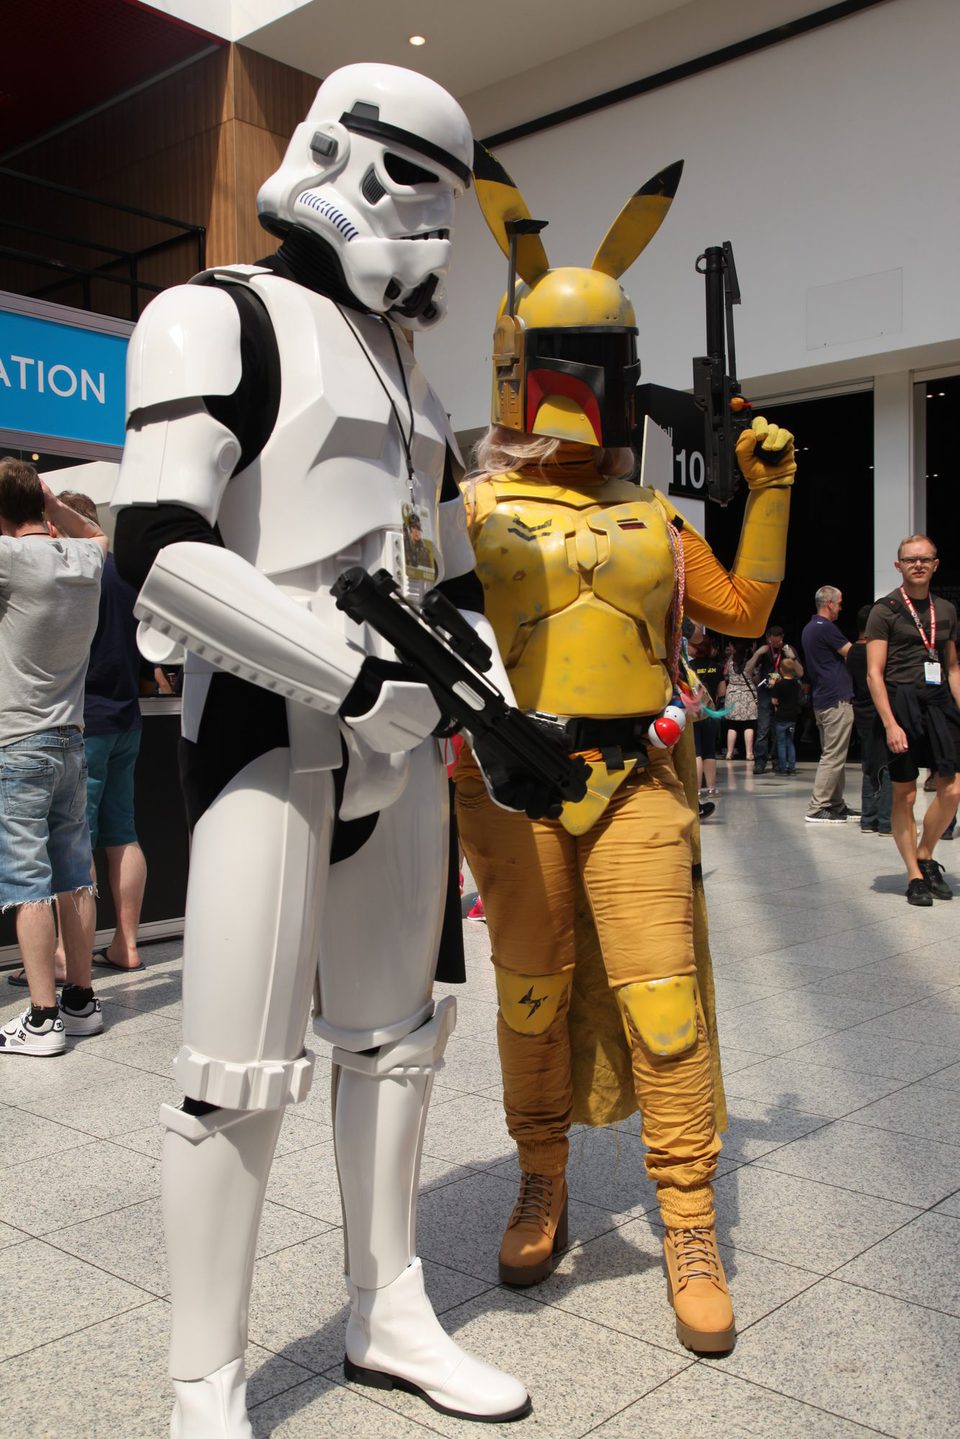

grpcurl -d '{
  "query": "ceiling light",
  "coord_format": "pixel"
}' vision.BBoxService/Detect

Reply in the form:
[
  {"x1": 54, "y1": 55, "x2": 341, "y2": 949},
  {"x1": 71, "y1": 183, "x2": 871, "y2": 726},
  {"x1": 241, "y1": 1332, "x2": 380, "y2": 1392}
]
[{"x1": 408, "y1": 34, "x2": 426, "y2": 46}]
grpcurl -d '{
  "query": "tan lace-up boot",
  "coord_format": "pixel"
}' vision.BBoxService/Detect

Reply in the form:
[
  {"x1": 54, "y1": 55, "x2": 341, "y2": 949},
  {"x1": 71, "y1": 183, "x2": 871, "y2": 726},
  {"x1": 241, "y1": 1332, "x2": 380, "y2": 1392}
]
[
  {"x1": 663, "y1": 1225, "x2": 735, "y2": 1353},
  {"x1": 498, "y1": 1172, "x2": 568, "y2": 1286}
]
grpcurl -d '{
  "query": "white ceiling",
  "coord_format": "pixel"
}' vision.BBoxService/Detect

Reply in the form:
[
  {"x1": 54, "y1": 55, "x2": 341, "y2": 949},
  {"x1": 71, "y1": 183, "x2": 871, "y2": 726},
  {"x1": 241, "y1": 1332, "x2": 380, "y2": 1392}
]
[{"x1": 143, "y1": 0, "x2": 693, "y2": 98}]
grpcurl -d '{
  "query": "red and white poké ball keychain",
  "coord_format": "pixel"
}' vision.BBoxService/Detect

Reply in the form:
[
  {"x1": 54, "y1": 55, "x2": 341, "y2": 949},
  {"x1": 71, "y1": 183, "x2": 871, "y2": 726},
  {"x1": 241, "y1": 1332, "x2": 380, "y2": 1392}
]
[{"x1": 647, "y1": 695, "x2": 687, "y2": 750}]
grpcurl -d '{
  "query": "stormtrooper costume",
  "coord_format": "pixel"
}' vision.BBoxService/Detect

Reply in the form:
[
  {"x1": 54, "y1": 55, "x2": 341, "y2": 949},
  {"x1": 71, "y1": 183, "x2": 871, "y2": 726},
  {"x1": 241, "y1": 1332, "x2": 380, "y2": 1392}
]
[{"x1": 112, "y1": 65, "x2": 530, "y2": 1435}]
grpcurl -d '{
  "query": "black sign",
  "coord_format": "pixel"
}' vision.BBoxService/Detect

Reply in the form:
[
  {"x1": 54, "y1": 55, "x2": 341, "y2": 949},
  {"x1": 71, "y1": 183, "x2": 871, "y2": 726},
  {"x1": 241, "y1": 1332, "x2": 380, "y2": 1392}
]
[{"x1": 635, "y1": 383, "x2": 707, "y2": 499}]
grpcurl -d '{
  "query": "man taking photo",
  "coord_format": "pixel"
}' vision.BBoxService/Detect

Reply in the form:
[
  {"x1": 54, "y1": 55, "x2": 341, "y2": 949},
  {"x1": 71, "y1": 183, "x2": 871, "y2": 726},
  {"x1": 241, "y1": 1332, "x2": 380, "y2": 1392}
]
[
  {"x1": 866, "y1": 536, "x2": 960, "y2": 905},
  {"x1": 0, "y1": 460, "x2": 107, "y2": 1054}
]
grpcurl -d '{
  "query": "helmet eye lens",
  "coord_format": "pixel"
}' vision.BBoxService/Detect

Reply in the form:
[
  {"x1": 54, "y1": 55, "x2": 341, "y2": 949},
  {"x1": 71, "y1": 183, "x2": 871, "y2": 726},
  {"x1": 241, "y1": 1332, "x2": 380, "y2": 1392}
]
[
  {"x1": 384, "y1": 152, "x2": 439, "y2": 186},
  {"x1": 530, "y1": 329, "x2": 637, "y2": 370}
]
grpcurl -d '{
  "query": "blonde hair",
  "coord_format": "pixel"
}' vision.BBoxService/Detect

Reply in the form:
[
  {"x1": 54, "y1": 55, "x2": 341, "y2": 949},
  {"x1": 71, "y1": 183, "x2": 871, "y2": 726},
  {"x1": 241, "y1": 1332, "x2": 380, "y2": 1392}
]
[
  {"x1": 897, "y1": 534, "x2": 937, "y2": 559},
  {"x1": 468, "y1": 425, "x2": 635, "y2": 484},
  {"x1": 780, "y1": 657, "x2": 798, "y2": 678}
]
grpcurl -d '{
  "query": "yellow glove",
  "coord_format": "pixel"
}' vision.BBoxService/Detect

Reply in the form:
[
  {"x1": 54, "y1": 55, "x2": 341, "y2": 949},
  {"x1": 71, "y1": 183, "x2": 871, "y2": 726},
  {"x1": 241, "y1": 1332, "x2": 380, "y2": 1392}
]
[{"x1": 736, "y1": 415, "x2": 796, "y2": 489}]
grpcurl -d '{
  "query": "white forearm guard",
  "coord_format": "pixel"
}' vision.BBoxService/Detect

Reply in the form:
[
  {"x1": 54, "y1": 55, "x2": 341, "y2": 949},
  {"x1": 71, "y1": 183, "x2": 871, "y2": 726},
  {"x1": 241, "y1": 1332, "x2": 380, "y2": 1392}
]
[{"x1": 136, "y1": 542, "x2": 363, "y2": 712}]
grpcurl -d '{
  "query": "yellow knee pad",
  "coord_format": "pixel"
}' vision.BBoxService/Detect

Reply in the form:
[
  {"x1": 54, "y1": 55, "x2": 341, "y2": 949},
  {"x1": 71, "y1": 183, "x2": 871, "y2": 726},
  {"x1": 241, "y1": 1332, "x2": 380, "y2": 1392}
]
[
  {"x1": 495, "y1": 966, "x2": 573, "y2": 1035},
  {"x1": 615, "y1": 975, "x2": 698, "y2": 1057}
]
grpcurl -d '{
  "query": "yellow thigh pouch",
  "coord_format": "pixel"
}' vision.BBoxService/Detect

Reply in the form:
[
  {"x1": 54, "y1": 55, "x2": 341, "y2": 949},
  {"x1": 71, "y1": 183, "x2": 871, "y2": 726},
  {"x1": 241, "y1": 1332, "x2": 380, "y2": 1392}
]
[
  {"x1": 496, "y1": 967, "x2": 574, "y2": 1035},
  {"x1": 615, "y1": 975, "x2": 698, "y2": 1057}
]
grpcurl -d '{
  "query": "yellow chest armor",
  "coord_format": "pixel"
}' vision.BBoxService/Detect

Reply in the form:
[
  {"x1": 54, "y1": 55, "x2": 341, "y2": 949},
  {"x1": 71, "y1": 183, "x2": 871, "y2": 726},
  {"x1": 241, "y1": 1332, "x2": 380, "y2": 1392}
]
[{"x1": 474, "y1": 474, "x2": 677, "y2": 717}]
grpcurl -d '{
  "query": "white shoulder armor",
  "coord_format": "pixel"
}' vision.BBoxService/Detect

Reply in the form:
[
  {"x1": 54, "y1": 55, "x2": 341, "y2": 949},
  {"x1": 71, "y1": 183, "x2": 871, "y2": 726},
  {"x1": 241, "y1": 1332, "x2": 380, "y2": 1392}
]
[{"x1": 126, "y1": 284, "x2": 243, "y2": 416}]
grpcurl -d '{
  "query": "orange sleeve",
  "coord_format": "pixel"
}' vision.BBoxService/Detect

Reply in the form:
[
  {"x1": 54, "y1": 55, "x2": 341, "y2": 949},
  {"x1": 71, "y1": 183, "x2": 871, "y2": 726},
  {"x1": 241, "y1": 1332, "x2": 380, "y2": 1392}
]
[{"x1": 680, "y1": 526, "x2": 777, "y2": 638}]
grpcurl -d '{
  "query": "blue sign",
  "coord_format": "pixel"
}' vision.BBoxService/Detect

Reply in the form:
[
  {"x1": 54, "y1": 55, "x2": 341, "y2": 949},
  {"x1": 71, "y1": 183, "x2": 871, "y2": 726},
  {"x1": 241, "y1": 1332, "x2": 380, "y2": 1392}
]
[{"x1": 0, "y1": 308, "x2": 128, "y2": 447}]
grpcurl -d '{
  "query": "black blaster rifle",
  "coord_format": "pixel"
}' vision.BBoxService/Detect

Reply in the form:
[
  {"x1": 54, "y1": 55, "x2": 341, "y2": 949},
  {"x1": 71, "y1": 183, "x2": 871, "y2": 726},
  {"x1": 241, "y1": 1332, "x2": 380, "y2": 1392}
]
[
  {"x1": 331, "y1": 567, "x2": 589, "y2": 809},
  {"x1": 692, "y1": 241, "x2": 754, "y2": 507}
]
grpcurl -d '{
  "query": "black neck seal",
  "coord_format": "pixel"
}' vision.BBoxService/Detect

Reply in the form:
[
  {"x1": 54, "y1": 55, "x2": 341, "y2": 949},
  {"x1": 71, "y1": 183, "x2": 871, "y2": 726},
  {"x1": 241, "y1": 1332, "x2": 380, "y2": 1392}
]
[{"x1": 261, "y1": 227, "x2": 370, "y2": 312}]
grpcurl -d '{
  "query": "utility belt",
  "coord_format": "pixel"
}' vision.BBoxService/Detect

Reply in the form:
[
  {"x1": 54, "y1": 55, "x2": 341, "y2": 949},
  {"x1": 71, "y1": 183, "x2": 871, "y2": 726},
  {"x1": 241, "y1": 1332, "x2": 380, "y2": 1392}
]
[{"x1": 528, "y1": 711, "x2": 657, "y2": 772}]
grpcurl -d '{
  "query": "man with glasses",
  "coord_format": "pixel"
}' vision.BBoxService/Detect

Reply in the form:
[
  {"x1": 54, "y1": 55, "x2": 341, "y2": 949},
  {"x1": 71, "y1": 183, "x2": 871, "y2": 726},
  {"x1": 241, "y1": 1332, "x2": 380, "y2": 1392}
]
[
  {"x1": 802, "y1": 586, "x2": 857, "y2": 823},
  {"x1": 866, "y1": 537, "x2": 960, "y2": 904}
]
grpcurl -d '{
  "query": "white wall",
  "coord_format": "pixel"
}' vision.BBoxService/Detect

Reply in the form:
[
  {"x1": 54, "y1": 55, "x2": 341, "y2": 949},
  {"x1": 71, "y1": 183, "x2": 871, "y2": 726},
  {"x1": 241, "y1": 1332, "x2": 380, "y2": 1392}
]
[{"x1": 421, "y1": 0, "x2": 960, "y2": 434}]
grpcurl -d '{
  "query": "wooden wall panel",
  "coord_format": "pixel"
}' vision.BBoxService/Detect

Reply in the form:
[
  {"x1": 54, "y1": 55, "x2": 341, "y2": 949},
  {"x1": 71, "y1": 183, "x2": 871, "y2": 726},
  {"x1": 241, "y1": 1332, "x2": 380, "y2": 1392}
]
[
  {"x1": 232, "y1": 46, "x2": 319, "y2": 137},
  {"x1": 2, "y1": 44, "x2": 322, "y2": 315}
]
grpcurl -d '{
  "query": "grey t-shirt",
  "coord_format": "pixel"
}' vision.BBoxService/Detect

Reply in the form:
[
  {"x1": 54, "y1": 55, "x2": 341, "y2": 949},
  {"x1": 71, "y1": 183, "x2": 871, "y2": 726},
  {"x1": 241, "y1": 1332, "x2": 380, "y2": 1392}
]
[{"x1": 0, "y1": 535, "x2": 104, "y2": 746}]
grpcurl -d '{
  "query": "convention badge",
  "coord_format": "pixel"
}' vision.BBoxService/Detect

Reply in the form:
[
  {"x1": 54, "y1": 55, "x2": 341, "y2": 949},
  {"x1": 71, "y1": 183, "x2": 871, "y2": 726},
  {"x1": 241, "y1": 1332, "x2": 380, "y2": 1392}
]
[
  {"x1": 924, "y1": 660, "x2": 942, "y2": 685},
  {"x1": 401, "y1": 502, "x2": 437, "y2": 583}
]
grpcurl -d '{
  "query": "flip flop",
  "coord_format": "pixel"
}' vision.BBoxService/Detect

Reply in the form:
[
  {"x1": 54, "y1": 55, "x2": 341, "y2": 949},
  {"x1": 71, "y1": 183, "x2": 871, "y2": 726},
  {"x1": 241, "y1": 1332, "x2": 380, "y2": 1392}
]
[
  {"x1": 92, "y1": 950, "x2": 145, "y2": 973},
  {"x1": 6, "y1": 968, "x2": 68, "y2": 987}
]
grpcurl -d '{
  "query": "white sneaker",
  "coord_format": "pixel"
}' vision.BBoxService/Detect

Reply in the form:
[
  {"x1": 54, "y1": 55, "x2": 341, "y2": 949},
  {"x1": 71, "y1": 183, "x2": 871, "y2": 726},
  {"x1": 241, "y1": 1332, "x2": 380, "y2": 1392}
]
[
  {"x1": 0, "y1": 1008, "x2": 65, "y2": 1056},
  {"x1": 345, "y1": 1258, "x2": 531, "y2": 1421},
  {"x1": 58, "y1": 989, "x2": 104, "y2": 1037}
]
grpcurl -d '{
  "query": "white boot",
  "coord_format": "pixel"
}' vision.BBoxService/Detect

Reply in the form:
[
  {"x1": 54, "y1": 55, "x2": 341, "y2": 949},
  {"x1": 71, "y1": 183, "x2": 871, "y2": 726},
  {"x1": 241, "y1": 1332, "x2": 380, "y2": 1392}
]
[
  {"x1": 345, "y1": 1258, "x2": 531, "y2": 1421},
  {"x1": 171, "y1": 1358, "x2": 253, "y2": 1438}
]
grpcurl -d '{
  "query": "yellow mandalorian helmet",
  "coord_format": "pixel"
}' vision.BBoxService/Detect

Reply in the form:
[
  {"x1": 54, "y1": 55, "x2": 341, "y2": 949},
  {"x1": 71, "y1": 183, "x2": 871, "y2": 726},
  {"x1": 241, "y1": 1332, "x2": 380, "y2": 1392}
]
[{"x1": 474, "y1": 147, "x2": 682, "y2": 448}]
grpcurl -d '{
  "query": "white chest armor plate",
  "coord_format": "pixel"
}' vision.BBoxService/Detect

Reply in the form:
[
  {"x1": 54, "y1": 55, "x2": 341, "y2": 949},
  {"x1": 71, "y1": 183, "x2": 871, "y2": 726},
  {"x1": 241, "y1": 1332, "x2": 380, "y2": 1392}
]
[{"x1": 217, "y1": 270, "x2": 451, "y2": 595}]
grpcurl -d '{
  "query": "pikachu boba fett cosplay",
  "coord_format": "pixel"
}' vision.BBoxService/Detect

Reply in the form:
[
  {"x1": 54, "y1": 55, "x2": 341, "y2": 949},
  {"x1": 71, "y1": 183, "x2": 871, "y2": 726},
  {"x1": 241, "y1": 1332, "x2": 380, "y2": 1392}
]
[{"x1": 455, "y1": 147, "x2": 797, "y2": 1354}]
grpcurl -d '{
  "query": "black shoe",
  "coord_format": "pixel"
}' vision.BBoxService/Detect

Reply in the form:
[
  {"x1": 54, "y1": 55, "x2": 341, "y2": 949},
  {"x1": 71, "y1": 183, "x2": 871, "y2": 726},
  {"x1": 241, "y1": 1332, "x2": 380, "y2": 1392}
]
[
  {"x1": 805, "y1": 809, "x2": 846, "y2": 824},
  {"x1": 836, "y1": 805, "x2": 860, "y2": 819},
  {"x1": 860, "y1": 821, "x2": 879, "y2": 833},
  {"x1": 918, "y1": 858, "x2": 953, "y2": 900},
  {"x1": 753, "y1": 764, "x2": 767, "y2": 775},
  {"x1": 906, "y1": 878, "x2": 934, "y2": 907},
  {"x1": 698, "y1": 801, "x2": 716, "y2": 820}
]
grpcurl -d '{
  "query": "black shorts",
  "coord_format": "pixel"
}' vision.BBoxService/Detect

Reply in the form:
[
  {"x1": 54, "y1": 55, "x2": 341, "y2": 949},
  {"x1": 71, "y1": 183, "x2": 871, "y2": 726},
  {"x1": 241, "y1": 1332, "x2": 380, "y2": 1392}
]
[
  {"x1": 694, "y1": 716, "x2": 719, "y2": 759},
  {"x1": 887, "y1": 730, "x2": 960, "y2": 784}
]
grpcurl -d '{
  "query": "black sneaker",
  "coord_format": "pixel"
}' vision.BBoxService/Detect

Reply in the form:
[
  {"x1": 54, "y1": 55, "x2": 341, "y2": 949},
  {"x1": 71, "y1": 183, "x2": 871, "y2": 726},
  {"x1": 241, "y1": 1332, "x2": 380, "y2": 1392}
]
[
  {"x1": 906, "y1": 878, "x2": 934, "y2": 907},
  {"x1": 753, "y1": 763, "x2": 767, "y2": 775},
  {"x1": 918, "y1": 858, "x2": 952, "y2": 901},
  {"x1": 805, "y1": 809, "x2": 846, "y2": 824},
  {"x1": 836, "y1": 805, "x2": 860, "y2": 819},
  {"x1": 698, "y1": 801, "x2": 716, "y2": 820}
]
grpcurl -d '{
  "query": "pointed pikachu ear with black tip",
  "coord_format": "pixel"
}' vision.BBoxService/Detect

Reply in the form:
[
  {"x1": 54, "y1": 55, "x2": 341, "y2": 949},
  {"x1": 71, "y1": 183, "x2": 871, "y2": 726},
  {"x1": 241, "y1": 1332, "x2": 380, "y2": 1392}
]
[
  {"x1": 591, "y1": 160, "x2": 684, "y2": 278},
  {"x1": 472, "y1": 142, "x2": 550, "y2": 286}
]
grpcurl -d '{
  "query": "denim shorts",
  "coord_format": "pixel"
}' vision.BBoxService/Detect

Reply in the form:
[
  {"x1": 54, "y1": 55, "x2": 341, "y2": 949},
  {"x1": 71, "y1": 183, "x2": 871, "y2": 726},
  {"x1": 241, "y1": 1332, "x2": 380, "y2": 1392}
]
[
  {"x1": 84, "y1": 728, "x2": 141, "y2": 848},
  {"x1": 0, "y1": 728, "x2": 94, "y2": 908}
]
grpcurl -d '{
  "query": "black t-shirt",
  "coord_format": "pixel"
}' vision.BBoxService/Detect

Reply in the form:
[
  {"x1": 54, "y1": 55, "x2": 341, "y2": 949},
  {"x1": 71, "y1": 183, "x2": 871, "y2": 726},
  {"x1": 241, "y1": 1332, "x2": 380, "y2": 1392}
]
[
  {"x1": 693, "y1": 657, "x2": 724, "y2": 702},
  {"x1": 865, "y1": 590, "x2": 957, "y2": 688},
  {"x1": 770, "y1": 676, "x2": 801, "y2": 721},
  {"x1": 83, "y1": 552, "x2": 142, "y2": 736}
]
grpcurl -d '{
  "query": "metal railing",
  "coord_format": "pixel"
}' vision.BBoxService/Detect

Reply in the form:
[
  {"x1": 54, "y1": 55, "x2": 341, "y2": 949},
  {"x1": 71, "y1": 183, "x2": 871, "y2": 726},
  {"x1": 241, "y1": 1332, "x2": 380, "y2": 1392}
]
[{"x1": 0, "y1": 168, "x2": 205, "y2": 320}]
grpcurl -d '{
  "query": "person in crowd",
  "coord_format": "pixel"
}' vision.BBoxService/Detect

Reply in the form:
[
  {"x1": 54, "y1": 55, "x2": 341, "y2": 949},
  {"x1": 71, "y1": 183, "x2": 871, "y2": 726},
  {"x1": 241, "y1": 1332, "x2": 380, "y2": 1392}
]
[
  {"x1": 802, "y1": 585, "x2": 858, "y2": 824},
  {"x1": 0, "y1": 460, "x2": 107, "y2": 1054},
  {"x1": 720, "y1": 640, "x2": 758, "y2": 760},
  {"x1": 744, "y1": 624, "x2": 803, "y2": 773},
  {"x1": 866, "y1": 536, "x2": 960, "y2": 904},
  {"x1": 848, "y1": 602, "x2": 892, "y2": 835},
  {"x1": 62, "y1": 491, "x2": 148, "y2": 972},
  {"x1": 769, "y1": 655, "x2": 801, "y2": 774},
  {"x1": 692, "y1": 633, "x2": 723, "y2": 796},
  {"x1": 459, "y1": 140, "x2": 798, "y2": 1358}
]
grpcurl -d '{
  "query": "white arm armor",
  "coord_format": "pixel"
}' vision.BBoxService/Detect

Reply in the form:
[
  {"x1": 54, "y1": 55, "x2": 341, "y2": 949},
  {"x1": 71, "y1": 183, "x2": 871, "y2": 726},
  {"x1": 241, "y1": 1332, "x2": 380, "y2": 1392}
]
[
  {"x1": 136, "y1": 543, "x2": 362, "y2": 711},
  {"x1": 137, "y1": 544, "x2": 440, "y2": 749},
  {"x1": 459, "y1": 610, "x2": 517, "y2": 708},
  {"x1": 111, "y1": 285, "x2": 244, "y2": 524}
]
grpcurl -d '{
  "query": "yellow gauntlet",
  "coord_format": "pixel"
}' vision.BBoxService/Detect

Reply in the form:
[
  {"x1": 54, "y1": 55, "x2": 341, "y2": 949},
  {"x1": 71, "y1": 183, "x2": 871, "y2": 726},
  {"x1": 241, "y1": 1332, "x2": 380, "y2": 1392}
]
[
  {"x1": 732, "y1": 415, "x2": 794, "y2": 584},
  {"x1": 735, "y1": 414, "x2": 796, "y2": 490}
]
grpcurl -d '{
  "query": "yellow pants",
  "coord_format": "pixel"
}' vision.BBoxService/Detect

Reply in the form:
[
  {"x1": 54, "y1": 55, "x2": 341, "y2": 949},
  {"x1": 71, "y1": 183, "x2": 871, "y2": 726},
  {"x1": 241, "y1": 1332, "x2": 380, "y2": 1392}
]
[{"x1": 457, "y1": 749, "x2": 721, "y2": 1229}]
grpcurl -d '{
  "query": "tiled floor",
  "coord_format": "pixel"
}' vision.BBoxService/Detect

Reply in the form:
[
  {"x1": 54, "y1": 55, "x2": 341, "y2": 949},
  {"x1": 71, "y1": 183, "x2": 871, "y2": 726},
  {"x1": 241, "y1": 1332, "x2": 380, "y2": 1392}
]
[{"x1": 2, "y1": 763, "x2": 959, "y2": 1438}]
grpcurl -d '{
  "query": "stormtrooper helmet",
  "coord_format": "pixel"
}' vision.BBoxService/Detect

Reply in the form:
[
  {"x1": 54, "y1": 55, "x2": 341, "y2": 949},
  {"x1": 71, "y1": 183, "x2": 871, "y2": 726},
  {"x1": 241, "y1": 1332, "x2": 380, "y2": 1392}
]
[{"x1": 258, "y1": 63, "x2": 473, "y2": 328}]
